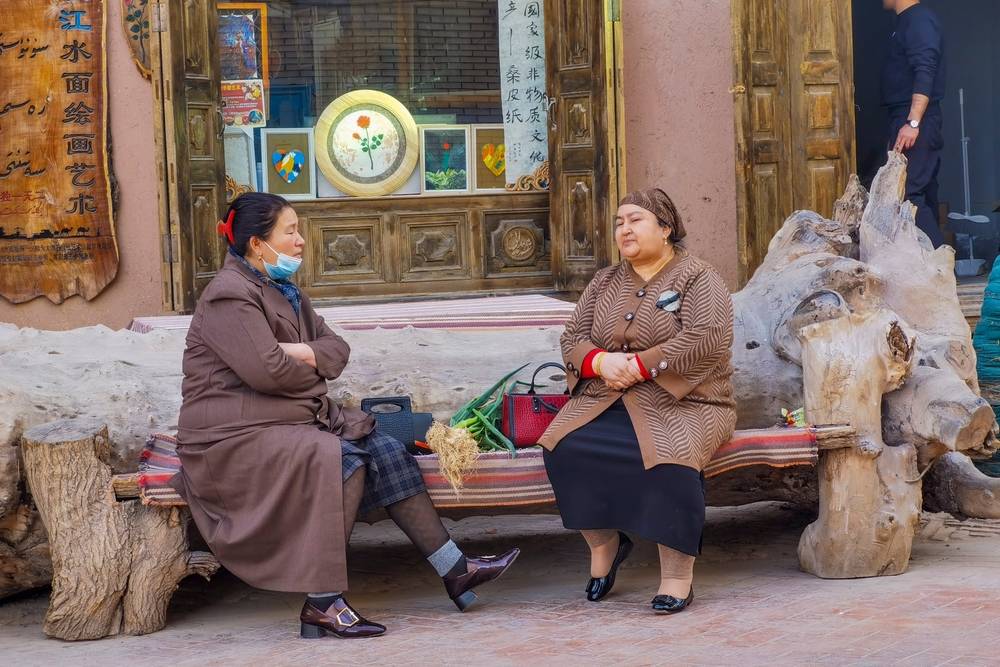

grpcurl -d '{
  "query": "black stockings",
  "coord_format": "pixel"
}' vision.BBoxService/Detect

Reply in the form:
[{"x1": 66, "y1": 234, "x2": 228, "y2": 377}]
[{"x1": 385, "y1": 491, "x2": 450, "y2": 558}]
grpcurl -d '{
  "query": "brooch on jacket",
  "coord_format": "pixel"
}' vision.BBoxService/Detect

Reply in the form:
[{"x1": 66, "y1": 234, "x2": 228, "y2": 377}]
[{"x1": 655, "y1": 290, "x2": 681, "y2": 312}]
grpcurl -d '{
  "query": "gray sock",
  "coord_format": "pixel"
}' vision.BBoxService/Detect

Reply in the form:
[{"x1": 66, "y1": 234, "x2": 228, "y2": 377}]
[{"x1": 427, "y1": 540, "x2": 465, "y2": 577}]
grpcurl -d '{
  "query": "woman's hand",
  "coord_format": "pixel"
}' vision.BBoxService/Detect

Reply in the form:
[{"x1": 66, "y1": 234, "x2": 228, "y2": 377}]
[
  {"x1": 279, "y1": 342, "x2": 317, "y2": 369},
  {"x1": 598, "y1": 352, "x2": 644, "y2": 392}
]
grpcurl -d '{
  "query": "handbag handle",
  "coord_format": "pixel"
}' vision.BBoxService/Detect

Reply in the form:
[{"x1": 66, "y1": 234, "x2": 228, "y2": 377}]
[{"x1": 528, "y1": 362, "x2": 568, "y2": 395}]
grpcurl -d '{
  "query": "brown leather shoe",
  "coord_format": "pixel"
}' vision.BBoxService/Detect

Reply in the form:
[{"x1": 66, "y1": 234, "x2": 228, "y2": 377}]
[
  {"x1": 443, "y1": 548, "x2": 521, "y2": 611},
  {"x1": 299, "y1": 597, "x2": 386, "y2": 639}
]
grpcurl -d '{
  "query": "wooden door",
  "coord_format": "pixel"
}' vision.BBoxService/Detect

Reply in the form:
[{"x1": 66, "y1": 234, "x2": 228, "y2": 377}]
[
  {"x1": 151, "y1": 0, "x2": 227, "y2": 311},
  {"x1": 732, "y1": 0, "x2": 855, "y2": 283},
  {"x1": 545, "y1": 0, "x2": 623, "y2": 293}
]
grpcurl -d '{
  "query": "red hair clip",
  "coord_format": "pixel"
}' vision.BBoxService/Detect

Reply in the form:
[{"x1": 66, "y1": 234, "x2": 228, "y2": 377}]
[{"x1": 217, "y1": 208, "x2": 236, "y2": 245}]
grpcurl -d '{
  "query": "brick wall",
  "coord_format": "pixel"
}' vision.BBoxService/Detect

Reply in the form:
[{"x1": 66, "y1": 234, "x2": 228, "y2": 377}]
[{"x1": 263, "y1": 0, "x2": 502, "y2": 126}]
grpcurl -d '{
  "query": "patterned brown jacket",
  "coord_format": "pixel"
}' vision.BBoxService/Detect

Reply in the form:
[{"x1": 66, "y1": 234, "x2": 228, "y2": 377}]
[{"x1": 538, "y1": 250, "x2": 737, "y2": 471}]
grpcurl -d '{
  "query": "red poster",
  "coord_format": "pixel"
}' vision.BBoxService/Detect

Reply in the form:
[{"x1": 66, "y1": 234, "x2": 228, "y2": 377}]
[{"x1": 221, "y1": 79, "x2": 266, "y2": 128}]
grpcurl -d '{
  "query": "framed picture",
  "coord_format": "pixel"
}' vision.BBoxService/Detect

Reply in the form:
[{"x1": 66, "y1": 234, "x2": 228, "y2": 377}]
[
  {"x1": 472, "y1": 125, "x2": 507, "y2": 193},
  {"x1": 217, "y1": 3, "x2": 269, "y2": 86},
  {"x1": 314, "y1": 90, "x2": 420, "y2": 197},
  {"x1": 420, "y1": 126, "x2": 470, "y2": 195},
  {"x1": 269, "y1": 84, "x2": 313, "y2": 129},
  {"x1": 261, "y1": 128, "x2": 316, "y2": 201},
  {"x1": 223, "y1": 127, "x2": 258, "y2": 198}
]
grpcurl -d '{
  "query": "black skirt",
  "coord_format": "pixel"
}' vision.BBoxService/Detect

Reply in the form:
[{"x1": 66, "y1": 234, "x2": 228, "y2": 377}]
[{"x1": 543, "y1": 400, "x2": 705, "y2": 556}]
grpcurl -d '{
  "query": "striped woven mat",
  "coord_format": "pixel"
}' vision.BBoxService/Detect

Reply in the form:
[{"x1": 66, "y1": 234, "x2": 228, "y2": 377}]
[
  {"x1": 137, "y1": 427, "x2": 819, "y2": 508},
  {"x1": 129, "y1": 295, "x2": 575, "y2": 334}
]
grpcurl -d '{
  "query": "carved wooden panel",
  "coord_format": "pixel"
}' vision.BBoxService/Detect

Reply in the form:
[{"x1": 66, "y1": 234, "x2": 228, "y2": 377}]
[
  {"x1": 485, "y1": 209, "x2": 551, "y2": 276},
  {"x1": 753, "y1": 92, "x2": 775, "y2": 133},
  {"x1": 561, "y1": 0, "x2": 590, "y2": 68},
  {"x1": 306, "y1": 215, "x2": 385, "y2": 286},
  {"x1": 565, "y1": 174, "x2": 595, "y2": 258},
  {"x1": 398, "y1": 213, "x2": 471, "y2": 281},
  {"x1": 808, "y1": 163, "x2": 839, "y2": 219},
  {"x1": 158, "y1": 0, "x2": 226, "y2": 309},
  {"x1": 190, "y1": 186, "x2": 222, "y2": 276},
  {"x1": 733, "y1": 0, "x2": 854, "y2": 284},
  {"x1": 187, "y1": 105, "x2": 213, "y2": 158},
  {"x1": 183, "y1": 0, "x2": 208, "y2": 76},
  {"x1": 788, "y1": 0, "x2": 854, "y2": 226},
  {"x1": 546, "y1": 0, "x2": 616, "y2": 292},
  {"x1": 563, "y1": 94, "x2": 593, "y2": 147}
]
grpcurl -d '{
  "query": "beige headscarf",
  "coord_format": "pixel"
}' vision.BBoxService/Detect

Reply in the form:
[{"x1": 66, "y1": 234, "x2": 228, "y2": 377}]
[{"x1": 618, "y1": 188, "x2": 687, "y2": 242}]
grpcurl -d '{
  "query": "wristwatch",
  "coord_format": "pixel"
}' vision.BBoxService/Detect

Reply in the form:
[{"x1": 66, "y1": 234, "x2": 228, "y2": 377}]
[{"x1": 908, "y1": 118, "x2": 920, "y2": 129}]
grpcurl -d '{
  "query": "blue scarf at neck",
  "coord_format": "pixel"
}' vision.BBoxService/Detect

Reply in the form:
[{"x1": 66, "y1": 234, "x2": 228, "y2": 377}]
[{"x1": 230, "y1": 246, "x2": 301, "y2": 315}]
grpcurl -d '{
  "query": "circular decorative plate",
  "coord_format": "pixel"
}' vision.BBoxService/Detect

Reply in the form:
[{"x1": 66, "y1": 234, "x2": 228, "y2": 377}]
[{"x1": 314, "y1": 90, "x2": 419, "y2": 197}]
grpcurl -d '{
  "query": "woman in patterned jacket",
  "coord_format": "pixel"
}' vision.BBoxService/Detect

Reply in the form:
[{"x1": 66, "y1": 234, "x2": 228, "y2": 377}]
[{"x1": 539, "y1": 188, "x2": 736, "y2": 615}]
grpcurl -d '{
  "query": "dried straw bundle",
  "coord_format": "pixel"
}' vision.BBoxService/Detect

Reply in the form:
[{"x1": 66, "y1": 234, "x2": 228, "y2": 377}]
[{"x1": 426, "y1": 421, "x2": 480, "y2": 490}]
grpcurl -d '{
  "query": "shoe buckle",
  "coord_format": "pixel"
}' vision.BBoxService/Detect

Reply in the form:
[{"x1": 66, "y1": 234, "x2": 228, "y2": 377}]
[{"x1": 334, "y1": 606, "x2": 360, "y2": 627}]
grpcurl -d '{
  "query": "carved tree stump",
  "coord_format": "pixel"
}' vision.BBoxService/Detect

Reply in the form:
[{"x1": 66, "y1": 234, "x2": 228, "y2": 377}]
[
  {"x1": 797, "y1": 312, "x2": 922, "y2": 578},
  {"x1": 20, "y1": 419, "x2": 218, "y2": 640}
]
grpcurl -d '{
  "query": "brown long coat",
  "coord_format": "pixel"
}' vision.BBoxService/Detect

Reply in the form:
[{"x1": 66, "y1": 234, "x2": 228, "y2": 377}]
[
  {"x1": 171, "y1": 253, "x2": 374, "y2": 593},
  {"x1": 538, "y1": 251, "x2": 737, "y2": 471}
]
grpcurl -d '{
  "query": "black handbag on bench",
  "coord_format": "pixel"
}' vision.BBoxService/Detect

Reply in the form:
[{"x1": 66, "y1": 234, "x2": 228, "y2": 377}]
[{"x1": 360, "y1": 396, "x2": 433, "y2": 454}]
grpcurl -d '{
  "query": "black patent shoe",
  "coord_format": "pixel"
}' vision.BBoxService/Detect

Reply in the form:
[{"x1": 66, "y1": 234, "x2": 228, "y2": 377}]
[
  {"x1": 300, "y1": 597, "x2": 387, "y2": 638},
  {"x1": 585, "y1": 532, "x2": 633, "y2": 602},
  {"x1": 651, "y1": 588, "x2": 694, "y2": 614}
]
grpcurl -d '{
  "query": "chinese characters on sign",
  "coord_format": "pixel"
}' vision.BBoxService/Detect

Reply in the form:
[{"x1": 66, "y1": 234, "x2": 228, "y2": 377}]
[
  {"x1": 0, "y1": 0, "x2": 117, "y2": 303},
  {"x1": 497, "y1": 0, "x2": 548, "y2": 187}
]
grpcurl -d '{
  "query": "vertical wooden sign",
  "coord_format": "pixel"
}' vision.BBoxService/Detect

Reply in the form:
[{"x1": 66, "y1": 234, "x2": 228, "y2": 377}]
[{"x1": 0, "y1": 0, "x2": 118, "y2": 304}]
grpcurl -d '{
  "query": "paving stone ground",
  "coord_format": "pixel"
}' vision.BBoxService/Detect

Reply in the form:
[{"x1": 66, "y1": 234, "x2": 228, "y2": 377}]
[{"x1": 3, "y1": 503, "x2": 1000, "y2": 666}]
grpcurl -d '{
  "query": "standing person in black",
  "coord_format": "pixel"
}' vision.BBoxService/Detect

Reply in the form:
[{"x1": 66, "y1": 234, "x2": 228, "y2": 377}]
[{"x1": 882, "y1": 0, "x2": 947, "y2": 247}]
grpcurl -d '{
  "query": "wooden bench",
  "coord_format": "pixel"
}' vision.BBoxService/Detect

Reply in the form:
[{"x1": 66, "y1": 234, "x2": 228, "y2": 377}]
[{"x1": 21, "y1": 418, "x2": 856, "y2": 640}]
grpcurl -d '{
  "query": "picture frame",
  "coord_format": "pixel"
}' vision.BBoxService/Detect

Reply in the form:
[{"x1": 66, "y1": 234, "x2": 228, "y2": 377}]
[
  {"x1": 420, "y1": 125, "x2": 471, "y2": 195},
  {"x1": 314, "y1": 89, "x2": 420, "y2": 198},
  {"x1": 217, "y1": 2, "x2": 269, "y2": 87},
  {"x1": 261, "y1": 128, "x2": 317, "y2": 201},
  {"x1": 223, "y1": 127, "x2": 258, "y2": 196},
  {"x1": 472, "y1": 125, "x2": 508, "y2": 193},
  {"x1": 269, "y1": 83, "x2": 313, "y2": 129}
]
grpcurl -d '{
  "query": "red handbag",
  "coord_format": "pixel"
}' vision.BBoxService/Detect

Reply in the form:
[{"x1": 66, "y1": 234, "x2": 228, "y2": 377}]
[{"x1": 502, "y1": 363, "x2": 571, "y2": 448}]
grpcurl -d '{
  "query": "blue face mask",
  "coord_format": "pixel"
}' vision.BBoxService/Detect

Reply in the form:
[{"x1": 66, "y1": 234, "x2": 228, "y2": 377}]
[{"x1": 261, "y1": 241, "x2": 302, "y2": 281}]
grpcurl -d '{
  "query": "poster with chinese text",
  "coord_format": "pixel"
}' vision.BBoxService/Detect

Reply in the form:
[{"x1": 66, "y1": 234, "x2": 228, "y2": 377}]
[{"x1": 497, "y1": 0, "x2": 548, "y2": 188}]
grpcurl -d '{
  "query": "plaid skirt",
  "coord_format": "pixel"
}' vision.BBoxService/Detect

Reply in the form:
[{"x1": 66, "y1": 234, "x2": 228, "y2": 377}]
[{"x1": 341, "y1": 430, "x2": 426, "y2": 515}]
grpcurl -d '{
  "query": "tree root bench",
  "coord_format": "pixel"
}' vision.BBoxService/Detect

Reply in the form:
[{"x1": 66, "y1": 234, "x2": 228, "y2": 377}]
[{"x1": 20, "y1": 417, "x2": 863, "y2": 640}]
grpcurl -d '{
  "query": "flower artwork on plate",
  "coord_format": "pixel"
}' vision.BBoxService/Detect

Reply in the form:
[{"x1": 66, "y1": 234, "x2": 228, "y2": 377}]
[
  {"x1": 421, "y1": 127, "x2": 469, "y2": 194},
  {"x1": 315, "y1": 90, "x2": 420, "y2": 197},
  {"x1": 351, "y1": 115, "x2": 384, "y2": 171}
]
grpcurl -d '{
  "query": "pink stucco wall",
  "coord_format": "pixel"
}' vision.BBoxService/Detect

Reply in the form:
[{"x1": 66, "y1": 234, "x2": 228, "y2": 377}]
[
  {"x1": 621, "y1": 0, "x2": 739, "y2": 288},
  {"x1": 0, "y1": 1, "x2": 162, "y2": 330}
]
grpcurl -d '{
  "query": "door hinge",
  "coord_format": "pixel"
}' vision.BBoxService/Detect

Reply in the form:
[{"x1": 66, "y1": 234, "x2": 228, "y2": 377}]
[
  {"x1": 151, "y1": 3, "x2": 167, "y2": 33},
  {"x1": 607, "y1": 0, "x2": 621, "y2": 22}
]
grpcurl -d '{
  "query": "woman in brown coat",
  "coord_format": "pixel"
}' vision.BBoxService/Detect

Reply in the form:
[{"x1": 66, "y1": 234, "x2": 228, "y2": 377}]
[
  {"x1": 172, "y1": 193, "x2": 519, "y2": 639},
  {"x1": 539, "y1": 188, "x2": 736, "y2": 614}
]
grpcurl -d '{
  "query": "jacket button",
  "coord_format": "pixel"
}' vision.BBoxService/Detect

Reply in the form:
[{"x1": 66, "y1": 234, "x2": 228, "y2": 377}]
[
  {"x1": 567, "y1": 362, "x2": 575, "y2": 370},
  {"x1": 573, "y1": 369, "x2": 580, "y2": 377},
  {"x1": 636, "y1": 289, "x2": 646, "y2": 297},
  {"x1": 624, "y1": 312, "x2": 634, "y2": 321},
  {"x1": 650, "y1": 368, "x2": 659, "y2": 378},
  {"x1": 621, "y1": 343, "x2": 630, "y2": 352},
  {"x1": 658, "y1": 360, "x2": 668, "y2": 370}
]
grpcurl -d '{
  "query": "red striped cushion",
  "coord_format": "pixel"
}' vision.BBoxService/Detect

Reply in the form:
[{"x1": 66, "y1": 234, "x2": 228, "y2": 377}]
[{"x1": 137, "y1": 428, "x2": 819, "y2": 508}]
